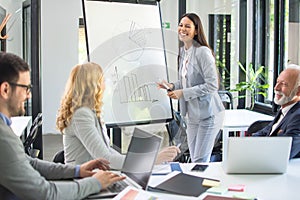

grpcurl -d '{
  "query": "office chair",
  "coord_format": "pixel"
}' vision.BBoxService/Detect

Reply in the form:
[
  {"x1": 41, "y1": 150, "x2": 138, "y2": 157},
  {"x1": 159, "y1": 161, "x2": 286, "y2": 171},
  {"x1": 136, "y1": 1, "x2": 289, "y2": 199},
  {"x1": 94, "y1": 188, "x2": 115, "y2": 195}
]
[
  {"x1": 210, "y1": 90, "x2": 233, "y2": 162},
  {"x1": 246, "y1": 120, "x2": 272, "y2": 136},
  {"x1": 53, "y1": 150, "x2": 65, "y2": 164},
  {"x1": 23, "y1": 113, "x2": 42, "y2": 158},
  {"x1": 218, "y1": 90, "x2": 233, "y2": 109},
  {"x1": 166, "y1": 111, "x2": 191, "y2": 163}
]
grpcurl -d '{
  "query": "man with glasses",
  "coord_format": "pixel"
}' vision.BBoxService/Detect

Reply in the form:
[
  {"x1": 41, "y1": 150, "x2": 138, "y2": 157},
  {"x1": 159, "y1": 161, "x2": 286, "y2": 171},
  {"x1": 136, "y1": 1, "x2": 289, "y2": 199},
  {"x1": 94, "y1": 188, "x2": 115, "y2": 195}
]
[
  {"x1": 0, "y1": 52, "x2": 124, "y2": 199},
  {"x1": 253, "y1": 64, "x2": 300, "y2": 159},
  {"x1": 8, "y1": 82, "x2": 32, "y2": 94}
]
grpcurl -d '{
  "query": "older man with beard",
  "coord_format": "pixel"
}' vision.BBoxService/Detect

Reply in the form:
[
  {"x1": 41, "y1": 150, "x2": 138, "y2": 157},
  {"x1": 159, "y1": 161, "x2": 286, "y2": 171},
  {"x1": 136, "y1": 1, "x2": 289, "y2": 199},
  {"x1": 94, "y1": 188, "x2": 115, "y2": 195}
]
[{"x1": 253, "y1": 64, "x2": 300, "y2": 159}]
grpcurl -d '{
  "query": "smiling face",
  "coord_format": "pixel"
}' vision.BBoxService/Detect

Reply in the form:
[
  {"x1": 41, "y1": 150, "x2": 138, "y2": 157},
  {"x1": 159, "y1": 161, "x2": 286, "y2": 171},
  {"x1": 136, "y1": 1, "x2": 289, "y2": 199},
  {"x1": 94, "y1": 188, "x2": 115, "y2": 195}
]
[
  {"x1": 7, "y1": 71, "x2": 31, "y2": 117},
  {"x1": 274, "y1": 68, "x2": 300, "y2": 108},
  {"x1": 178, "y1": 16, "x2": 197, "y2": 49}
]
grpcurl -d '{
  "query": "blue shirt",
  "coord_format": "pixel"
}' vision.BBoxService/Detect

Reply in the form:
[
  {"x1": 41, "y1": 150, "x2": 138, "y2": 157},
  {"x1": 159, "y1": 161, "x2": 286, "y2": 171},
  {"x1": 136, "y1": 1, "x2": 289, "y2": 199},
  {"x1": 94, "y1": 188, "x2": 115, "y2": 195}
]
[{"x1": 0, "y1": 112, "x2": 12, "y2": 126}]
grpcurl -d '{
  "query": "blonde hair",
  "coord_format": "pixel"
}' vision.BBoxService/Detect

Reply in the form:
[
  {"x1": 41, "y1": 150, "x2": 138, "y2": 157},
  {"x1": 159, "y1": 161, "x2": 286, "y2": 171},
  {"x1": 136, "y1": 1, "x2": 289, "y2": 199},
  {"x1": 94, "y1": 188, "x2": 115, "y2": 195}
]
[{"x1": 56, "y1": 62, "x2": 104, "y2": 133}]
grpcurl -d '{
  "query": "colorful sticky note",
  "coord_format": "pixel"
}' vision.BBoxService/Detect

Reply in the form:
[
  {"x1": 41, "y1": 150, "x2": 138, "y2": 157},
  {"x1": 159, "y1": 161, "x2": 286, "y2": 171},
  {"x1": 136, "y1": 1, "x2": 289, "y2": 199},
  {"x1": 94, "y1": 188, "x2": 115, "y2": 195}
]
[
  {"x1": 232, "y1": 192, "x2": 256, "y2": 200},
  {"x1": 202, "y1": 179, "x2": 221, "y2": 187},
  {"x1": 228, "y1": 184, "x2": 245, "y2": 192},
  {"x1": 206, "y1": 186, "x2": 228, "y2": 195}
]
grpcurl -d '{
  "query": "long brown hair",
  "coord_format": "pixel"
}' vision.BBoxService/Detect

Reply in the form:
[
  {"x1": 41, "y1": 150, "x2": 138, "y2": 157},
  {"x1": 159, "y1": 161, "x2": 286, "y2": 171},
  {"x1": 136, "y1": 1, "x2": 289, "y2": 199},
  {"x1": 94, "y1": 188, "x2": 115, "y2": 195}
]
[{"x1": 178, "y1": 13, "x2": 214, "y2": 55}]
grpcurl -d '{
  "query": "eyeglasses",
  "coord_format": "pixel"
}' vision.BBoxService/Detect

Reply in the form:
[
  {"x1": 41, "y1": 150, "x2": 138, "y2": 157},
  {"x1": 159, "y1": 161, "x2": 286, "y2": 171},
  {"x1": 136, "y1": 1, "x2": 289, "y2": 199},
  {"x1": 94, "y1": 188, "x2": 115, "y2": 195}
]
[{"x1": 8, "y1": 82, "x2": 33, "y2": 94}]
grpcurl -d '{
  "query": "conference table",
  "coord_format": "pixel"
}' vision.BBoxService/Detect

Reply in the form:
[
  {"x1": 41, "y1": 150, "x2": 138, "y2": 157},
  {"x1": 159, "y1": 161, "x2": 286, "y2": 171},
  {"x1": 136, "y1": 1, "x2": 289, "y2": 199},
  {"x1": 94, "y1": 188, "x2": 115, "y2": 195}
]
[
  {"x1": 146, "y1": 159, "x2": 300, "y2": 200},
  {"x1": 93, "y1": 159, "x2": 300, "y2": 199},
  {"x1": 222, "y1": 109, "x2": 274, "y2": 161}
]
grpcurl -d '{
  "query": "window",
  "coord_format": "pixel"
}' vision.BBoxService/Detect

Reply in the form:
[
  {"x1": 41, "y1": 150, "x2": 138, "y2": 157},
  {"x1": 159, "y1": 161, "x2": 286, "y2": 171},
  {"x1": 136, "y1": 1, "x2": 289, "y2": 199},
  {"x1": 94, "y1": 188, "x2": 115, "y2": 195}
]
[{"x1": 251, "y1": 0, "x2": 289, "y2": 114}]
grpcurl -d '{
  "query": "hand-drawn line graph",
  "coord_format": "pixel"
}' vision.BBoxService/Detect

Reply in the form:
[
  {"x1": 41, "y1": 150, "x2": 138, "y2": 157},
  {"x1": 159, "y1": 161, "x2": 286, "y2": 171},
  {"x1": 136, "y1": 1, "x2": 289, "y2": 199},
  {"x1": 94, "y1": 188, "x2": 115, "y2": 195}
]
[
  {"x1": 113, "y1": 66, "x2": 158, "y2": 103},
  {"x1": 112, "y1": 20, "x2": 147, "y2": 62},
  {"x1": 129, "y1": 21, "x2": 147, "y2": 48}
]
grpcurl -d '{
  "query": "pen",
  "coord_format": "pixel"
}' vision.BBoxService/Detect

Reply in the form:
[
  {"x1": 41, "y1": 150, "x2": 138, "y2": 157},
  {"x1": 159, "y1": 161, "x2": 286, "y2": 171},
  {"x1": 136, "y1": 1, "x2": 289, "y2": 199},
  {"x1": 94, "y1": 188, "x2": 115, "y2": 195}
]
[{"x1": 162, "y1": 82, "x2": 172, "y2": 91}]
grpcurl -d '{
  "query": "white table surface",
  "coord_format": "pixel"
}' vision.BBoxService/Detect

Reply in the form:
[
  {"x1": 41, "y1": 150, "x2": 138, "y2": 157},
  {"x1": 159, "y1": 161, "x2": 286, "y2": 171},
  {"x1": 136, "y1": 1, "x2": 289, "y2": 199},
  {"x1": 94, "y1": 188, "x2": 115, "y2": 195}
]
[
  {"x1": 11, "y1": 116, "x2": 32, "y2": 137},
  {"x1": 223, "y1": 109, "x2": 274, "y2": 128},
  {"x1": 147, "y1": 159, "x2": 300, "y2": 200},
  {"x1": 222, "y1": 109, "x2": 274, "y2": 161}
]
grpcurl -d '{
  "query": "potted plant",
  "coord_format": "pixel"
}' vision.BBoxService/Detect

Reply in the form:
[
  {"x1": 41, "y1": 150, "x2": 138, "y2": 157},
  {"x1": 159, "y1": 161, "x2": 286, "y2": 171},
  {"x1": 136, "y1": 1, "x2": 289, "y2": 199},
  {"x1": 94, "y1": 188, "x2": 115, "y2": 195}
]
[{"x1": 230, "y1": 62, "x2": 269, "y2": 110}]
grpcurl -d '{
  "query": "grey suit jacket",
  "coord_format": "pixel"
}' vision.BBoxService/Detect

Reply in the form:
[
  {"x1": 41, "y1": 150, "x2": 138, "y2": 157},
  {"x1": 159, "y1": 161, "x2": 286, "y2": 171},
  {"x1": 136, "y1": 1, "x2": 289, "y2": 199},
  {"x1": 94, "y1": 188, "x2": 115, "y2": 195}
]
[
  {"x1": 173, "y1": 46, "x2": 224, "y2": 122},
  {"x1": 63, "y1": 107, "x2": 125, "y2": 169},
  {"x1": 0, "y1": 119, "x2": 100, "y2": 200}
]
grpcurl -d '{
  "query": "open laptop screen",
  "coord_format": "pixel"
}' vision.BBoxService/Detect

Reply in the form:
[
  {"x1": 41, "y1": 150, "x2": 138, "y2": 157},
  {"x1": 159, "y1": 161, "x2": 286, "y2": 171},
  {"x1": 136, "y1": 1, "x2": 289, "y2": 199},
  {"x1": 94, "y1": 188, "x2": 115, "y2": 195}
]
[
  {"x1": 223, "y1": 137, "x2": 292, "y2": 174},
  {"x1": 122, "y1": 128, "x2": 162, "y2": 189}
]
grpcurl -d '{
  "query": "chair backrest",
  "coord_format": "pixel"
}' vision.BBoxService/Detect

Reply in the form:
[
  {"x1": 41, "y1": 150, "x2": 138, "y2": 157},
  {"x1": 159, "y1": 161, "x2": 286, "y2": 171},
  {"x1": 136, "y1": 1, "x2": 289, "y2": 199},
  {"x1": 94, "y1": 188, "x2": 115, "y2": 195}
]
[
  {"x1": 247, "y1": 120, "x2": 272, "y2": 136},
  {"x1": 218, "y1": 90, "x2": 233, "y2": 109},
  {"x1": 166, "y1": 111, "x2": 190, "y2": 163},
  {"x1": 53, "y1": 150, "x2": 65, "y2": 164},
  {"x1": 23, "y1": 113, "x2": 42, "y2": 157}
]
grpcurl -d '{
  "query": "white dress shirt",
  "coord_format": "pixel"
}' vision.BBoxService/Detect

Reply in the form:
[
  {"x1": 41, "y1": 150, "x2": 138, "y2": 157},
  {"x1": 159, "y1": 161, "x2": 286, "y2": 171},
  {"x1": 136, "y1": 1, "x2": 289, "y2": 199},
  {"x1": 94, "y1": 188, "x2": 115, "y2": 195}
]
[{"x1": 270, "y1": 102, "x2": 297, "y2": 135}]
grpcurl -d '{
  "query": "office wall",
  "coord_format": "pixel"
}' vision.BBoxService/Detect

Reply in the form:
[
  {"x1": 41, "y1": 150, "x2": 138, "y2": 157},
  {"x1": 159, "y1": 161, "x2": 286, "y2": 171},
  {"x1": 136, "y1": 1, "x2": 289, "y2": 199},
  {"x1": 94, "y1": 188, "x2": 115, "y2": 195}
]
[
  {"x1": 288, "y1": 23, "x2": 300, "y2": 64},
  {"x1": 41, "y1": 0, "x2": 81, "y2": 133},
  {"x1": 0, "y1": 1, "x2": 23, "y2": 56}
]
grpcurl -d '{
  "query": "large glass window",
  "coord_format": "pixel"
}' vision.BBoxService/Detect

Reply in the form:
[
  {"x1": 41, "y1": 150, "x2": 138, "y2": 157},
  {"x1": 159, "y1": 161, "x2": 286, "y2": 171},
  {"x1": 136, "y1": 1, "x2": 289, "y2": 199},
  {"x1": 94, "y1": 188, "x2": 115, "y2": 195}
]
[{"x1": 252, "y1": 0, "x2": 293, "y2": 113}]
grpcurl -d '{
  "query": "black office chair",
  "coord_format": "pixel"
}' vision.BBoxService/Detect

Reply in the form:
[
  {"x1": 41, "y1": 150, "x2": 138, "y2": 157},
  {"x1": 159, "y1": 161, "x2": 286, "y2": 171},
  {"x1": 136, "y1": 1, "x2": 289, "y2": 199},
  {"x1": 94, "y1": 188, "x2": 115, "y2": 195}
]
[
  {"x1": 23, "y1": 113, "x2": 42, "y2": 158},
  {"x1": 166, "y1": 111, "x2": 191, "y2": 163},
  {"x1": 53, "y1": 150, "x2": 65, "y2": 164},
  {"x1": 210, "y1": 90, "x2": 233, "y2": 162},
  {"x1": 218, "y1": 90, "x2": 233, "y2": 109},
  {"x1": 246, "y1": 120, "x2": 272, "y2": 136}
]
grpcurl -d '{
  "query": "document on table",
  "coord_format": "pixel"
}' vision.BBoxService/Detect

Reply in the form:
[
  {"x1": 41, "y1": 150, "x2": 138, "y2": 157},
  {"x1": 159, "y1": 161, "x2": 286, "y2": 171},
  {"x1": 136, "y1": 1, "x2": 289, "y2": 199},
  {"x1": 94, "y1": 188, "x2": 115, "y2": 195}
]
[
  {"x1": 152, "y1": 164, "x2": 172, "y2": 175},
  {"x1": 152, "y1": 162, "x2": 182, "y2": 175},
  {"x1": 113, "y1": 186, "x2": 161, "y2": 200}
]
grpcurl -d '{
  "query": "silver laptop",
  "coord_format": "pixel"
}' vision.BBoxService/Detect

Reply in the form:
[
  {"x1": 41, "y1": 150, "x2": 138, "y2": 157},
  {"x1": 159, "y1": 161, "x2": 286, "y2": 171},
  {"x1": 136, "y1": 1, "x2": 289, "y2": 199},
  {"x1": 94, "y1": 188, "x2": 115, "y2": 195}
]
[
  {"x1": 223, "y1": 137, "x2": 292, "y2": 174},
  {"x1": 88, "y1": 128, "x2": 162, "y2": 198}
]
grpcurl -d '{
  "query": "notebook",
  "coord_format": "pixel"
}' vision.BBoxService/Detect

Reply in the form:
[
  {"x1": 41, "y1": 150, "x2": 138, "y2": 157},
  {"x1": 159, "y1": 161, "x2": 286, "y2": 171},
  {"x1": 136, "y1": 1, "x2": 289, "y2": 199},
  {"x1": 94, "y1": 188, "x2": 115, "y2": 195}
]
[
  {"x1": 223, "y1": 137, "x2": 292, "y2": 174},
  {"x1": 148, "y1": 171, "x2": 218, "y2": 197},
  {"x1": 87, "y1": 128, "x2": 162, "y2": 198}
]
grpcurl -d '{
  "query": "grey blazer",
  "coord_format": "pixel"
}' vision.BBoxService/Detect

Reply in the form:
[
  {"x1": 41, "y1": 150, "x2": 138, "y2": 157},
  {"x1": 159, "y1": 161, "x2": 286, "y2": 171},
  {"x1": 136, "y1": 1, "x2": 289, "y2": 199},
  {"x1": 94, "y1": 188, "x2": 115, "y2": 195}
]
[
  {"x1": 63, "y1": 107, "x2": 125, "y2": 169},
  {"x1": 0, "y1": 119, "x2": 100, "y2": 200},
  {"x1": 173, "y1": 46, "x2": 224, "y2": 122}
]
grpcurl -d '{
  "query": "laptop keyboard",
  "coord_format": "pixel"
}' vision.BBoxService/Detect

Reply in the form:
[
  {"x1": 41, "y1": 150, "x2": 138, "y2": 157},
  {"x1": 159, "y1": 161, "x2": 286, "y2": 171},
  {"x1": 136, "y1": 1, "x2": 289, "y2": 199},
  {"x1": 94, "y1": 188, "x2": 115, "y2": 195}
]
[{"x1": 107, "y1": 180, "x2": 129, "y2": 193}]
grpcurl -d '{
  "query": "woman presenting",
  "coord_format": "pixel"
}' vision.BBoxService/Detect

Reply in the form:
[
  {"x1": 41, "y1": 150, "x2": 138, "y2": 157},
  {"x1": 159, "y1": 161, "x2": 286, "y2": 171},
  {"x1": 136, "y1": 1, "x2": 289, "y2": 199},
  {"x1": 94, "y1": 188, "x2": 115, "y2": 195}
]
[{"x1": 158, "y1": 13, "x2": 224, "y2": 163}]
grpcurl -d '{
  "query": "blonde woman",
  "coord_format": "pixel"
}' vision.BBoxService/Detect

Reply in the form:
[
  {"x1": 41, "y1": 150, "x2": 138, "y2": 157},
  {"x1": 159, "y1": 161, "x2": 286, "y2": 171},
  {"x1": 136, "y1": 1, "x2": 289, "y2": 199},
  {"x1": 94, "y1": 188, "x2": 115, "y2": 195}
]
[{"x1": 56, "y1": 63, "x2": 180, "y2": 169}]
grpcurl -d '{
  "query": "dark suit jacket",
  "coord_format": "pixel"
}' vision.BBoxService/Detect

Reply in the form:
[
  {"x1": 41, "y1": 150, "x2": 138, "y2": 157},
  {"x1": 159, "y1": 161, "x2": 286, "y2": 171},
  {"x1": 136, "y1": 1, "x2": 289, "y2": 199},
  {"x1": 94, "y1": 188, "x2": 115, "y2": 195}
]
[{"x1": 253, "y1": 101, "x2": 300, "y2": 159}]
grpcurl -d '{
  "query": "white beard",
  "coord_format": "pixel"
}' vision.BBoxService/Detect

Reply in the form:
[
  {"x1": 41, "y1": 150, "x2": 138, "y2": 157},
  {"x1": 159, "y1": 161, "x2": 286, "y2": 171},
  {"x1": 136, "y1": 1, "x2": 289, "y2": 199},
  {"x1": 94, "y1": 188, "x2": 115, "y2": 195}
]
[{"x1": 274, "y1": 88, "x2": 297, "y2": 106}]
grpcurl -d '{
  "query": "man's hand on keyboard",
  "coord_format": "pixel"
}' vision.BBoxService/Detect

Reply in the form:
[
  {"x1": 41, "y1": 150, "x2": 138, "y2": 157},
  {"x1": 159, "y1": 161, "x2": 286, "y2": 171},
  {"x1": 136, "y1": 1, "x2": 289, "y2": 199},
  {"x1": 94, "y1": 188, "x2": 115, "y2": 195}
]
[
  {"x1": 93, "y1": 171, "x2": 126, "y2": 189},
  {"x1": 79, "y1": 158, "x2": 110, "y2": 178}
]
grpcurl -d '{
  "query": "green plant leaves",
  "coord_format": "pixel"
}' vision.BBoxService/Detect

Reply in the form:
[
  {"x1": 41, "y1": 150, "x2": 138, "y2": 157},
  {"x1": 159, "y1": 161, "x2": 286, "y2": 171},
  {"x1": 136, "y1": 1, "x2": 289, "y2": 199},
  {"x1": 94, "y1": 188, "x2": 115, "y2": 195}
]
[{"x1": 230, "y1": 62, "x2": 269, "y2": 110}]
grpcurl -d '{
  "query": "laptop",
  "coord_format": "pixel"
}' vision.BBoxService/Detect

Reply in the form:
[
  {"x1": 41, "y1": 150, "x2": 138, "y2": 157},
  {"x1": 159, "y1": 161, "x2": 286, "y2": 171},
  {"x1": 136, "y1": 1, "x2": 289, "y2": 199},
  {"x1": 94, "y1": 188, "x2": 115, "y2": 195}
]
[
  {"x1": 223, "y1": 137, "x2": 292, "y2": 174},
  {"x1": 87, "y1": 128, "x2": 162, "y2": 198}
]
